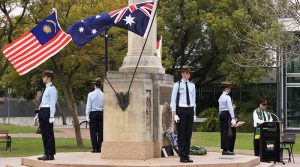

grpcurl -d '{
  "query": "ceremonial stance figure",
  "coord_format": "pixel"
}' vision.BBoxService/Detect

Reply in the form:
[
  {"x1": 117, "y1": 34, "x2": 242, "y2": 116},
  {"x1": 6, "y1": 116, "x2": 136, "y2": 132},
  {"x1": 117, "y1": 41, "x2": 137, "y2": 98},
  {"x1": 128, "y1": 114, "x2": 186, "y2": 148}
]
[
  {"x1": 86, "y1": 78, "x2": 104, "y2": 153},
  {"x1": 37, "y1": 70, "x2": 58, "y2": 161},
  {"x1": 170, "y1": 65, "x2": 196, "y2": 163},
  {"x1": 218, "y1": 81, "x2": 236, "y2": 155}
]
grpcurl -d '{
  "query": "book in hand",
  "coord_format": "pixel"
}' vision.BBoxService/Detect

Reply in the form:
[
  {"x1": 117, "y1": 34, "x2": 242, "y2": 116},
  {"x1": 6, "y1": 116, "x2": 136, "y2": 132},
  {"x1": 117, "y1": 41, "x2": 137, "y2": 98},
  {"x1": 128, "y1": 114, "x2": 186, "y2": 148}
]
[{"x1": 232, "y1": 121, "x2": 245, "y2": 128}]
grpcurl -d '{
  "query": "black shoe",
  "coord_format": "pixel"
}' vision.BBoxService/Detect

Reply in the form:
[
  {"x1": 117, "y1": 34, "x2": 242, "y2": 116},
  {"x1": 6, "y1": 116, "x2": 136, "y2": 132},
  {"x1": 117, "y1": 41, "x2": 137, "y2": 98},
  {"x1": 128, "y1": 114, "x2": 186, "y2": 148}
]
[
  {"x1": 180, "y1": 157, "x2": 188, "y2": 163},
  {"x1": 39, "y1": 155, "x2": 54, "y2": 161},
  {"x1": 185, "y1": 156, "x2": 193, "y2": 163},
  {"x1": 91, "y1": 149, "x2": 98, "y2": 153},
  {"x1": 37, "y1": 155, "x2": 47, "y2": 160},
  {"x1": 222, "y1": 151, "x2": 235, "y2": 155},
  {"x1": 45, "y1": 155, "x2": 55, "y2": 160}
]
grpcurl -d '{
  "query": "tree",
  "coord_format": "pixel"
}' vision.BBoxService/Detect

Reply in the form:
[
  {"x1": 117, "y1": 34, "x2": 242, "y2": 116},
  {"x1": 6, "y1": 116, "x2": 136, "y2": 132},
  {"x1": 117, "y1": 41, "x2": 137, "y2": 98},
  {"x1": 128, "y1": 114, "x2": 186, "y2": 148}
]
[
  {"x1": 1, "y1": 0, "x2": 128, "y2": 147},
  {"x1": 0, "y1": 0, "x2": 29, "y2": 78},
  {"x1": 158, "y1": 0, "x2": 291, "y2": 86}
]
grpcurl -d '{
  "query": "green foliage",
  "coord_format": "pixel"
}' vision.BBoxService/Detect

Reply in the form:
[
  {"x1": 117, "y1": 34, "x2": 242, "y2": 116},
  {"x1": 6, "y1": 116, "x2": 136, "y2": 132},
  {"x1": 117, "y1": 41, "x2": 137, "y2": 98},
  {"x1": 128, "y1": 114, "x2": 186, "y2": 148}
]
[
  {"x1": 196, "y1": 107, "x2": 219, "y2": 132},
  {"x1": 158, "y1": 0, "x2": 292, "y2": 85},
  {"x1": 0, "y1": 0, "x2": 128, "y2": 101}
]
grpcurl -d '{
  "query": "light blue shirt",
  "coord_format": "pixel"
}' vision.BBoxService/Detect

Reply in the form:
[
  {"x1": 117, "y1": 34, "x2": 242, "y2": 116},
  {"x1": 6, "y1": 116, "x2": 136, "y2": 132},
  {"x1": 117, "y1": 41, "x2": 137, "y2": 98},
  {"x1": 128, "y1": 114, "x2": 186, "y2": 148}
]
[
  {"x1": 170, "y1": 79, "x2": 196, "y2": 112},
  {"x1": 86, "y1": 88, "x2": 104, "y2": 118},
  {"x1": 218, "y1": 91, "x2": 235, "y2": 118},
  {"x1": 40, "y1": 82, "x2": 58, "y2": 118}
]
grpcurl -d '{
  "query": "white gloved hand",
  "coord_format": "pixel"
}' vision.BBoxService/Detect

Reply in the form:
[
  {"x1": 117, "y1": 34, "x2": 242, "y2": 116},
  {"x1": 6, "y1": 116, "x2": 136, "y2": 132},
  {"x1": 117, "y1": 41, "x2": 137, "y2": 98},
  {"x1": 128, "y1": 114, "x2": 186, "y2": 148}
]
[
  {"x1": 194, "y1": 115, "x2": 197, "y2": 122},
  {"x1": 174, "y1": 115, "x2": 180, "y2": 123},
  {"x1": 231, "y1": 118, "x2": 236, "y2": 126},
  {"x1": 49, "y1": 117, "x2": 55, "y2": 123},
  {"x1": 34, "y1": 114, "x2": 39, "y2": 122}
]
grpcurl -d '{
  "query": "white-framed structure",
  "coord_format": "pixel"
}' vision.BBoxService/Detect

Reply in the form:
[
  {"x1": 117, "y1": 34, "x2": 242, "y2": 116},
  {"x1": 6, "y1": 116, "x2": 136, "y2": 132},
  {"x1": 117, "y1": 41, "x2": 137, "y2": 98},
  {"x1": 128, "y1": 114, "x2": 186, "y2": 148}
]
[{"x1": 277, "y1": 18, "x2": 300, "y2": 131}]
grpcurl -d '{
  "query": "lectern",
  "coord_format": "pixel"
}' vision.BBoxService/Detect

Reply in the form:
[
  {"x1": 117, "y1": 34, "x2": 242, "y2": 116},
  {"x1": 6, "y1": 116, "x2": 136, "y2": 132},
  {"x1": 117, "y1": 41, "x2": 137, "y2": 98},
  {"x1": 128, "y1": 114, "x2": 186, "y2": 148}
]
[{"x1": 260, "y1": 121, "x2": 280, "y2": 162}]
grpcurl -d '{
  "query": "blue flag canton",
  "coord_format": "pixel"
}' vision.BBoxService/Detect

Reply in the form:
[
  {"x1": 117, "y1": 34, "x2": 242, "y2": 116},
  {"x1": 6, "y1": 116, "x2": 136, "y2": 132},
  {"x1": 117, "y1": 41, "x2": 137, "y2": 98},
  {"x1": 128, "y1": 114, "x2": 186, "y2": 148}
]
[
  {"x1": 67, "y1": 1, "x2": 156, "y2": 47},
  {"x1": 68, "y1": 13, "x2": 114, "y2": 40},
  {"x1": 30, "y1": 12, "x2": 61, "y2": 45}
]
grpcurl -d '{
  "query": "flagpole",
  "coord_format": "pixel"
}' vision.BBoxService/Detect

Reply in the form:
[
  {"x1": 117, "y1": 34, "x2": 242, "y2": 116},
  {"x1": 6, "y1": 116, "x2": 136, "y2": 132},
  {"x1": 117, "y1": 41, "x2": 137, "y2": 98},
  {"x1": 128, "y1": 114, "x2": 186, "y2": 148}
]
[
  {"x1": 105, "y1": 30, "x2": 109, "y2": 77},
  {"x1": 126, "y1": 0, "x2": 159, "y2": 94}
]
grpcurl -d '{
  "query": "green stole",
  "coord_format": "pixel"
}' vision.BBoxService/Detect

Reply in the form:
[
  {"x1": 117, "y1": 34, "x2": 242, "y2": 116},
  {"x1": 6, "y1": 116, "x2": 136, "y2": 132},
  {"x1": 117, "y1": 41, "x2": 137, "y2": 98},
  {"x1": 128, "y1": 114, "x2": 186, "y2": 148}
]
[{"x1": 255, "y1": 108, "x2": 264, "y2": 140}]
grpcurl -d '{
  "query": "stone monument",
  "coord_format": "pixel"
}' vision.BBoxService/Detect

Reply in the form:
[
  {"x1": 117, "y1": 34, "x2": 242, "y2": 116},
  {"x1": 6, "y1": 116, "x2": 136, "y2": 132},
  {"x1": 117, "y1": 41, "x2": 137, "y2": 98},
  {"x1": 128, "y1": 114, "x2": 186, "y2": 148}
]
[{"x1": 101, "y1": 0, "x2": 174, "y2": 160}]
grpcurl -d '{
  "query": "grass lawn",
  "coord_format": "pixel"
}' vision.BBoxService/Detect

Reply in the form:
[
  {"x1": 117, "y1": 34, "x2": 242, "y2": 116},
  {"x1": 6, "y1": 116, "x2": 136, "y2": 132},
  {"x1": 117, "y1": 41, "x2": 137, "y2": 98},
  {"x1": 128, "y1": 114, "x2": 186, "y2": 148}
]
[
  {"x1": 0, "y1": 124, "x2": 38, "y2": 134},
  {"x1": 0, "y1": 138, "x2": 91, "y2": 157},
  {"x1": 0, "y1": 124, "x2": 60, "y2": 134},
  {"x1": 192, "y1": 132, "x2": 300, "y2": 154}
]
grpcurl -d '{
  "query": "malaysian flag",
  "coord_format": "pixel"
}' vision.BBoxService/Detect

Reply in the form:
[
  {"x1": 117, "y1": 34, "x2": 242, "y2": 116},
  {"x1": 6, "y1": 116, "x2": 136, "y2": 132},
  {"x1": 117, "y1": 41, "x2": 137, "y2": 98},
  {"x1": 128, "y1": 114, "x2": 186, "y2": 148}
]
[
  {"x1": 67, "y1": 0, "x2": 157, "y2": 47},
  {"x1": 2, "y1": 11, "x2": 71, "y2": 75}
]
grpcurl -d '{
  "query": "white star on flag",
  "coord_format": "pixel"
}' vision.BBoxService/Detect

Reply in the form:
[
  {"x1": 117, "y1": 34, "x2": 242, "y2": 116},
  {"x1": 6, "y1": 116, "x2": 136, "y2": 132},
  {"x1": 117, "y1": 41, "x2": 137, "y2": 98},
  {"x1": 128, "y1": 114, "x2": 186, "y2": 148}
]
[
  {"x1": 78, "y1": 27, "x2": 84, "y2": 33},
  {"x1": 81, "y1": 20, "x2": 85, "y2": 23},
  {"x1": 91, "y1": 29, "x2": 97, "y2": 35},
  {"x1": 95, "y1": 15, "x2": 101, "y2": 19},
  {"x1": 123, "y1": 14, "x2": 135, "y2": 26}
]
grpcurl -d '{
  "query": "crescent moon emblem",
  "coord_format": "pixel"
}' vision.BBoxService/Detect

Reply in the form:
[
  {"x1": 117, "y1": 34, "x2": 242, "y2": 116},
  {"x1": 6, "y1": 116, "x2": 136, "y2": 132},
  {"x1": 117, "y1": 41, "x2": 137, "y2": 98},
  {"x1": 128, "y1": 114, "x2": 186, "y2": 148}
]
[{"x1": 46, "y1": 20, "x2": 57, "y2": 33}]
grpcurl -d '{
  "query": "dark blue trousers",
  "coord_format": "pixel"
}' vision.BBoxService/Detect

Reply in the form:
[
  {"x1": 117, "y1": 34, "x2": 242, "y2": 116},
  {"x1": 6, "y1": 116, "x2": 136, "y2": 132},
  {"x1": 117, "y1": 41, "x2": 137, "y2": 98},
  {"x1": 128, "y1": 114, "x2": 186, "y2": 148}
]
[
  {"x1": 38, "y1": 107, "x2": 56, "y2": 156},
  {"x1": 176, "y1": 107, "x2": 194, "y2": 157},
  {"x1": 89, "y1": 111, "x2": 103, "y2": 151}
]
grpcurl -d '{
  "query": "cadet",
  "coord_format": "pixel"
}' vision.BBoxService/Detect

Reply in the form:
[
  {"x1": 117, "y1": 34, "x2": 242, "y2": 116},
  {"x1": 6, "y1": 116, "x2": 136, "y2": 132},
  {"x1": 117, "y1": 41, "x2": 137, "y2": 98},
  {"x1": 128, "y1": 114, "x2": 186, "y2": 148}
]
[
  {"x1": 86, "y1": 78, "x2": 104, "y2": 153},
  {"x1": 218, "y1": 81, "x2": 236, "y2": 155},
  {"x1": 253, "y1": 100, "x2": 273, "y2": 156},
  {"x1": 37, "y1": 70, "x2": 58, "y2": 161},
  {"x1": 170, "y1": 65, "x2": 196, "y2": 163}
]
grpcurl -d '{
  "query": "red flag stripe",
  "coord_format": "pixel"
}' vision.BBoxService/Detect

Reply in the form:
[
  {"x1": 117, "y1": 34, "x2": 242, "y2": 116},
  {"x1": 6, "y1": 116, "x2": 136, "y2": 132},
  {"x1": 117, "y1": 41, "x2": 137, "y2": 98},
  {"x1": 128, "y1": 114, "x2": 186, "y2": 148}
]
[
  {"x1": 17, "y1": 34, "x2": 71, "y2": 74},
  {"x1": 3, "y1": 33, "x2": 34, "y2": 57},
  {"x1": 139, "y1": 7, "x2": 151, "y2": 17},
  {"x1": 115, "y1": 8, "x2": 127, "y2": 23},
  {"x1": 14, "y1": 30, "x2": 66, "y2": 68},
  {"x1": 3, "y1": 32, "x2": 31, "y2": 53},
  {"x1": 143, "y1": 4, "x2": 153, "y2": 10},
  {"x1": 7, "y1": 39, "x2": 40, "y2": 61},
  {"x1": 10, "y1": 42, "x2": 41, "y2": 63},
  {"x1": 12, "y1": 31, "x2": 64, "y2": 67},
  {"x1": 129, "y1": 4, "x2": 137, "y2": 13},
  {"x1": 109, "y1": 8, "x2": 123, "y2": 17}
]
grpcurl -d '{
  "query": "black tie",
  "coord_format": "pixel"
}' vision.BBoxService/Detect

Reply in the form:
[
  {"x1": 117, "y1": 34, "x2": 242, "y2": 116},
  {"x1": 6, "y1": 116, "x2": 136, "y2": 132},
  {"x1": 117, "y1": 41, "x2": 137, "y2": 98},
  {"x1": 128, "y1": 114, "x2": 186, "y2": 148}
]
[{"x1": 186, "y1": 82, "x2": 190, "y2": 105}]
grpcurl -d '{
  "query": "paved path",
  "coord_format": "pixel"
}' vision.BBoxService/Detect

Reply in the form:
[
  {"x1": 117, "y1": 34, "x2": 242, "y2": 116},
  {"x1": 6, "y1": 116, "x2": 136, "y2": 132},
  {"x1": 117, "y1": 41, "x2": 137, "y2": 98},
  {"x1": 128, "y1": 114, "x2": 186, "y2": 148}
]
[
  {"x1": 2, "y1": 127, "x2": 299, "y2": 167},
  {"x1": 10, "y1": 126, "x2": 90, "y2": 139},
  {"x1": 0, "y1": 158, "x2": 20, "y2": 167}
]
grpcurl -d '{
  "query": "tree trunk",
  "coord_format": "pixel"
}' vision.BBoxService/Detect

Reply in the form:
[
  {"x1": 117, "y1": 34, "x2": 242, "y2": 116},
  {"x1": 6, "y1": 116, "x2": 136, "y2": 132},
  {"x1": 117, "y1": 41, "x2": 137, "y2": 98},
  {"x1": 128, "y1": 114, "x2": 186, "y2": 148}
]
[
  {"x1": 58, "y1": 74, "x2": 84, "y2": 147},
  {"x1": 57, "y1": 98, "x2": 67, "y2": 125}
]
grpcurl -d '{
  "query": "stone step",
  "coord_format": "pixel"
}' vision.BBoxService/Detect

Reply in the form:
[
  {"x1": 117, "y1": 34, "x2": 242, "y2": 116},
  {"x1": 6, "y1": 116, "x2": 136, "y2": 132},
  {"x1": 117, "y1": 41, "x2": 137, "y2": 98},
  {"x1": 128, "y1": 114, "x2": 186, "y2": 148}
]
[
  {"x1": 6, "y1": 164, "x2": 28, "y2": 167},
  {"x1": 254, "y1": 162, "x2": 275, "y2": 167},
  {"x1": 19, "y1": 152, "x2": 261, "y2": 167}
]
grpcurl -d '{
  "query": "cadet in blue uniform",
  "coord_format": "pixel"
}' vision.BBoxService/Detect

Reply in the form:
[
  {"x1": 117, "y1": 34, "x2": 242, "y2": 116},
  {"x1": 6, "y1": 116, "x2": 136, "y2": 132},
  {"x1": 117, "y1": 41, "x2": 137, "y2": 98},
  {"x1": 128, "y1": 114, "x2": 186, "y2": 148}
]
[
  {"x1": 86, "y1": 78, "x2": 104, "y2": 153},
  {"x1": 37, "y1": 70, "x2": 58, "y2": 161},
  {"x1": 218, "y1": 81, "x2": 236, "y2": 155},
  {"x1": 170, "y1": 65, "x2": 196, "y2": 163}
]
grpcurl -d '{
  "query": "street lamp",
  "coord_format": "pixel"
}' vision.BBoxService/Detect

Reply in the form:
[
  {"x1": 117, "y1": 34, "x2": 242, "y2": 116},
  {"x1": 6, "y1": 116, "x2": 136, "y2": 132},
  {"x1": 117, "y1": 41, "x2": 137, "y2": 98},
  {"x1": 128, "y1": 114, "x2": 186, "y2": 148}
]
[{"x1": 7, "y1": 85, "x2": 12, "y2": 125}]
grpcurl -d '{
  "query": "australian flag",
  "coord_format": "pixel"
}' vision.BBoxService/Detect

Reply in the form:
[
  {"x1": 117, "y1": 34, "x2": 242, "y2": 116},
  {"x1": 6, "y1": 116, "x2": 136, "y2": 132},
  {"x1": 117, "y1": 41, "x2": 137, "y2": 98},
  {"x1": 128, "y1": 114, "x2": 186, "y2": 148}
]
[{"x1": 67, "y1": 0, "x2": 157, "y2": 47}]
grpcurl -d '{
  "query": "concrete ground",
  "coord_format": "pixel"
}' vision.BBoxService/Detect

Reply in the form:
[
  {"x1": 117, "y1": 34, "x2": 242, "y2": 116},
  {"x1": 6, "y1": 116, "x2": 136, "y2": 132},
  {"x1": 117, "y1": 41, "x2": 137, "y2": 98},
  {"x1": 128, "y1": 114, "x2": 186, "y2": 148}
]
[{"x1": 0, "y1": 126, "x2": 298, "y2": 167}]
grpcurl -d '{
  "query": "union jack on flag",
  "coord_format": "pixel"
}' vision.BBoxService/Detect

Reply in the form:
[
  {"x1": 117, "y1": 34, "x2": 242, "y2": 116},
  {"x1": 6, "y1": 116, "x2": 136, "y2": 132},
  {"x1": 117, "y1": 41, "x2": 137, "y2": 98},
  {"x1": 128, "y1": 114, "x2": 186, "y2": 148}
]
[
  {"x1": 67, "y1": 0, "x2": 158, "y2": 47},
  {"x1": 109, "y1": 1, "x2": 154, "y2": 24}
]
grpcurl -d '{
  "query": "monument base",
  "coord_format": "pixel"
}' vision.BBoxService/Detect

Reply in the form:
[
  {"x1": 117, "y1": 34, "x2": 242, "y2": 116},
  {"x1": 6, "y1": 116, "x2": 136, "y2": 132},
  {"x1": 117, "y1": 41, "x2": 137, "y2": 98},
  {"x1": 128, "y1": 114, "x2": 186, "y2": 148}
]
[
  {"x1": 102, "y1": 72, "x2": 174, "y2": 160},
  {"x1": 101, "y1": 142, "x2": 154, "y2": 160},
  {"x1": 6, "y1": 152, "x2": 275, "y2": 167}
]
